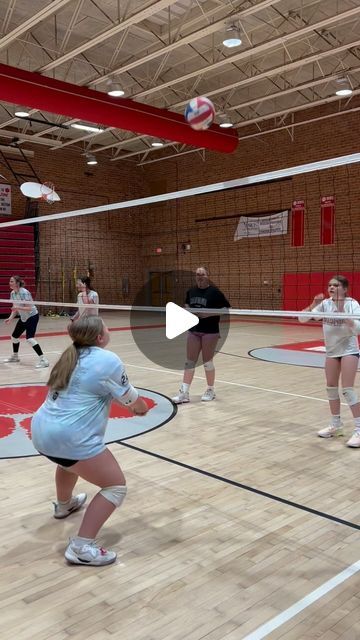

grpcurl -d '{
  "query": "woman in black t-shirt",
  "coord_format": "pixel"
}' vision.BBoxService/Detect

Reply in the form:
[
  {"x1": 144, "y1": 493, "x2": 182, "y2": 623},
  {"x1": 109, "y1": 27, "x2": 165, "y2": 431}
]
[{"x1": 172, "y1": 266, "x2": 230, "y2": 404}]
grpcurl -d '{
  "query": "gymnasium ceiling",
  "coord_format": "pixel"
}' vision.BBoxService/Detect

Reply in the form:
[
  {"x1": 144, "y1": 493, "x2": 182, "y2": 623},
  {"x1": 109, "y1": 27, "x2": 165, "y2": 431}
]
[{"x1": 0, "y1": 0, "x2": 359, "y2": 165}]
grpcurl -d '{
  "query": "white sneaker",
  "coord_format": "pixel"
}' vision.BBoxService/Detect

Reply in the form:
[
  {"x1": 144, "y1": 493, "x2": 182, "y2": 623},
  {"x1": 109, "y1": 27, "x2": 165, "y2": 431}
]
[
  {"x1": 35, "y1": 357, "x2": 49, "y2": 368},
  {"x1": 65, "y1": 539, "x2": 117, "y2": 566},
  {"x1": 201, "y1": 388, "x2": 216, "y2": 402},
  {"x1": 4, "y1": 354, "x2": 20, "y2": 363},
  {"x1": 318, "y1": 423, "x2": 343, "y2": 438},
  {"x1": 346, "y1": 430, "x2": 360, "y2": 448},
  {"x1": 172, "y1": 390, "x2": 190, "y2": 404},
  {"x1": 53, "y1": 493, "x2": 87, "y2": 519}
]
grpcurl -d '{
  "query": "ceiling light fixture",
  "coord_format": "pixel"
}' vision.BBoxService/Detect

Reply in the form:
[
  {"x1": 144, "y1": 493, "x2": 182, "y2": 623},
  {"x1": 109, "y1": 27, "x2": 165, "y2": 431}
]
[
  {"x1": 151, "y1": 139, "x2": 164, "y2": 147},
  {"x1": 219, "y1": 113, "x2": 233, "y2": 128},
  {"x1": 335, "y1": 77, "x2": 353, "y2": 97},
  {"x1": 107, "y1": 82, "x2": 125, "y2": 97},
  {"x1": 14, "y1": 107, "x2": 30, "y2": 117},
  {"x1": 71, "y1": 123, "x2": 103, "y2": 133},
  {"x1": 86, "y1": 154, "x2": 98, "y2": 165},
  {"x1": 223, "y1": 24, "x2": 242, "y2": 48}
]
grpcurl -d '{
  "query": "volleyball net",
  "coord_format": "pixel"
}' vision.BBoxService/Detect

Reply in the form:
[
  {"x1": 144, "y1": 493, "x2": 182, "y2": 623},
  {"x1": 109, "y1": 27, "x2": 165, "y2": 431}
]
[{"x1": 0, "y1": 152, "x2": 359, "y2": 321}]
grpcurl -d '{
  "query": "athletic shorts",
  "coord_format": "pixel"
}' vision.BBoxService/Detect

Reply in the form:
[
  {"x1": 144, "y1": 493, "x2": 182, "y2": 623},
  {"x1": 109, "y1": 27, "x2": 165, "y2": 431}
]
[
  {"x1": 188, "y1": 331, "x2": 220, "y2": 339},
  {"x1": 42, "y1": 453, "x2": 78, "y2": 467},
  {"x1": 13, "y1": 313, "x2": 39, "y2": 340},
  {"x1": 331, "y1": 353, "x2": 360, "y2": 361}
]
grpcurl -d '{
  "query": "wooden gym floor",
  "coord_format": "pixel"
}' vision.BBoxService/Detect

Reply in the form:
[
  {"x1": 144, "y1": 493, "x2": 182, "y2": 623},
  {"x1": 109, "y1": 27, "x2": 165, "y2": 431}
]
[{"x1": 0, "y1": 312, "x2": 359, "y2": 640}]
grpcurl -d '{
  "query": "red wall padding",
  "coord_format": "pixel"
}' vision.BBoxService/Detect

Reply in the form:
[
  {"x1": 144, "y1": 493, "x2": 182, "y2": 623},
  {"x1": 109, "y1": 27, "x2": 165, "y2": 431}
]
[{"x1": 283, "y1": 272, "x2": 360, "y2": 310}]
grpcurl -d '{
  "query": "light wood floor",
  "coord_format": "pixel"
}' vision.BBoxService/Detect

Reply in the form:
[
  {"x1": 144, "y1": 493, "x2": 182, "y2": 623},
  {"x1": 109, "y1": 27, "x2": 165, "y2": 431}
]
[{"x1": 0, "y1": 312, "x2": 359, "y2": 640}]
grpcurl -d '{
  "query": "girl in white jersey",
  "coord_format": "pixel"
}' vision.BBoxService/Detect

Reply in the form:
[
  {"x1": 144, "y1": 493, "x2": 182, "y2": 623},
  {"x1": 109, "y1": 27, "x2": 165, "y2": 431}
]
[
  {"x1": 31, "y1": 316, "x2": 148, "y2": 566},
  {"x1": 299, "y1": 275, "x2": 360, "y2": 447},
  {"x1": 4, "y1": 275, "x2": 49, "y2": 368},
  {"x1": 71, "y1": 276, "x2": 99, "y2": 321}
]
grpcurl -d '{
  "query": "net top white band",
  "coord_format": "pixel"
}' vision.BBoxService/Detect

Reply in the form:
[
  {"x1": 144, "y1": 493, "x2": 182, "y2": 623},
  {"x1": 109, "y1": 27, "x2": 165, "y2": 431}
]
[{"x1": 1, "y1": 298, "x2": 360, "y2": 320}]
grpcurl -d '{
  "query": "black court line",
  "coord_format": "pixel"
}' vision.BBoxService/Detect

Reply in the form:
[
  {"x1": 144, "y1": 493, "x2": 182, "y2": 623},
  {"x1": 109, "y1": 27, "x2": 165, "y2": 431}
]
[
  {"x1": 120, "y1": 441, "x2": 360, "y2": 532},
  {"x1": 217, "y1": 350, "x2": 257, "y2": 361},
  {"x1": 218, "y1": 349, "x2": 320, "y2": 366}
]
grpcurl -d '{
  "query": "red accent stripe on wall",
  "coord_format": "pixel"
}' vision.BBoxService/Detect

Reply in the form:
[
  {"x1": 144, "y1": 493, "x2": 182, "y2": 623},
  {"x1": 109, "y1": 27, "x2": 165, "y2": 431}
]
[
  {"x1": 0, "y1": 63, "x2": 238, "y2": 154},
  {"x1": 291, "y1": 200, "x2": 305, "y2": 247},
  {"x1": 320, "y1": 196, "x2": 335, "y2": 245}
]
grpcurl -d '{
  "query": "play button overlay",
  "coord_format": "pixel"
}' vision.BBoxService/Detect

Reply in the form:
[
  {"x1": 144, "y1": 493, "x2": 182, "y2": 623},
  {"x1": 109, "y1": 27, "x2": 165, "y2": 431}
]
[
  {"x1": 166, "y1": 302, "x2": 198, "y2": 339},
  {"x1": 130, "y1": 269, "x2": 230, "y2": 370}
]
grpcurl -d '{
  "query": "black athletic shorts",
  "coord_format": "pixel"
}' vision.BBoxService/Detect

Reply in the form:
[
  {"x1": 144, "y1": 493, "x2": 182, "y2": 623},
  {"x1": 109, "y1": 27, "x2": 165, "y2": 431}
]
[
  {"x1": 332, "y1": 353, "x2": 360, "y2": 362},
  {"x1": 42, "y1": 453, "x2": 78, "y2": 467}
]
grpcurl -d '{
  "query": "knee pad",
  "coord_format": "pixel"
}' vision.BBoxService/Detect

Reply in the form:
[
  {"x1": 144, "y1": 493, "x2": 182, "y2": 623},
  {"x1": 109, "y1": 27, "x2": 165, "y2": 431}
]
[
  {"x1": 326, "y1": 387, "x2": 340, "y2": 401},
  {"x1": 184, "y1": 360, "x2": 196, "y2": 370},
  {"x1": 100, "y1": 484, "x2": 127, "y2": 507},
  {"x1": 203, "y1": 360, "x2": 214, "y2": 371},
  {"x1": 11, "y1": 338, "x2": 20, "y2": 344},
  {"x1": 342, "y1": 387, "x2": 359, "y2": 406},
  {"x1": 27, "y1": 338, "x2": 38, "y2": 347}
]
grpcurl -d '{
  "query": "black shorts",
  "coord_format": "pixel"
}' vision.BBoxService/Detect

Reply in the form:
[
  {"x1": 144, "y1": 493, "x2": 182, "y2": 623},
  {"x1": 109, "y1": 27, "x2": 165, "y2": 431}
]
[
  {"x1": 42, "y1": 453, "x2": 78, "y2": 467},
  {"x1": 13, "y1": 313, "x2": 39, "y2": 340},
  {"x1": 332, "y1": 353, "x2": 360, "y2": 362}
]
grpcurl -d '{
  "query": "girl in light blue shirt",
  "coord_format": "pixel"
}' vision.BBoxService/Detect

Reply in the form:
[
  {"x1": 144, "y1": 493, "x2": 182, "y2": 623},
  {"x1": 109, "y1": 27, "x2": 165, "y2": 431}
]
[{"x1": 31, "y1": 316, "x2": 148, "y2": 567}]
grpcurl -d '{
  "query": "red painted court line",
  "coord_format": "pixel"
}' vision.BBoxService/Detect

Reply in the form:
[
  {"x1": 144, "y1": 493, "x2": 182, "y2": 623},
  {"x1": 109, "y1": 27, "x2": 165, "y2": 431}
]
[
  {"x1": 0, "y1": 323, "x2": 166, "y2": 341},
  {"x1": 274, "y1": 339, "x2": 324, "y2": 351},
  {"x1": 0, "y1": 316, "x2": 322, "y2": 342},
  {"x1": 229, "y1": 317, "x2": 321, "y2": 327}
]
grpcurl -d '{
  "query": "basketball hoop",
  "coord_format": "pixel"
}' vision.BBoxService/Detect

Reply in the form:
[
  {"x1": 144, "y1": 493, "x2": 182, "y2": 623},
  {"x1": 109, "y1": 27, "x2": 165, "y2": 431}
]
[
  {"x1": 40, "y1": 182, "x2": 56, "y2": 204},
  {"x1": 20, "y1": 182, "x2": 61, "y2": 202}
]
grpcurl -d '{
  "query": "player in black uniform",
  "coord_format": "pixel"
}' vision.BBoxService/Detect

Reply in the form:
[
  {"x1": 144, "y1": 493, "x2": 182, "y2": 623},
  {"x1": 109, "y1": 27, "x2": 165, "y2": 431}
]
[{"x1": 172, "y1": 266, "x2": 230, "y2": 404}]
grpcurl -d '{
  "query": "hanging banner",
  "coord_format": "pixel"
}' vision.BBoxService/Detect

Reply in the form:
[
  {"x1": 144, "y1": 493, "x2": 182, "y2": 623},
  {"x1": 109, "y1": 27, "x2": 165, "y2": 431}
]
[
  {"x1": 320, "y1": 195, "x2": 335, "y2": 245},
  {"x1": 234, "y1": 210, "x2": 288, "y2": 240},
  {"x1": 0, "y1": 184, "x2": 11, "y2": 215},
  {"x1": 291, "y1": 200, "x2": 305, "y2": 247}
]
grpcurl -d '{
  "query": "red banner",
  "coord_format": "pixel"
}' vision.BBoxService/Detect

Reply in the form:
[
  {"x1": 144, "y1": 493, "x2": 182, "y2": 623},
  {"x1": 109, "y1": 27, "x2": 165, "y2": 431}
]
[
  {"x1": 291, "y1": 200, "x2": 305, "y2": 247},
  {"x1": 320, "y1": 195, "x2": 335, "y2": 245}
]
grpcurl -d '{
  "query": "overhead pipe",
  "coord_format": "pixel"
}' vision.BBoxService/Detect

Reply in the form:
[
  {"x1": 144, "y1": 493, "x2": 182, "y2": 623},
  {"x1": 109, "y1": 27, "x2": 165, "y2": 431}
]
[{"x1": 0, "y1": 63, "x2": 238, "y2": 153}]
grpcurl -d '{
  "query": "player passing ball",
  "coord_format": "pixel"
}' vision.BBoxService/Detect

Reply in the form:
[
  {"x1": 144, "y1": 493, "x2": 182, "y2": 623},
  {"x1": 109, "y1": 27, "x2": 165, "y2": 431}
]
[{"x1": 31, "y1": 316, "x2": 148, "y2": 566}]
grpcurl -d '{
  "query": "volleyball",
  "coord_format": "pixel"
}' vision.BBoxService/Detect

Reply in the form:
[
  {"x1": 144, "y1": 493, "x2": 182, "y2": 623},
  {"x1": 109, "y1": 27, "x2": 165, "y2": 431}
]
[{"x1": 184, "y1": 96, "x2": 215, "y2": 130}]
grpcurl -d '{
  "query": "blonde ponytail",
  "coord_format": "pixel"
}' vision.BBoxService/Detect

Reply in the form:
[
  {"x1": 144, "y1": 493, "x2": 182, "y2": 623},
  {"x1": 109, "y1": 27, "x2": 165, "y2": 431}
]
[
  {"x1": 47, "y1": 316, "x2": 104, "y2": 391},
  {"x1": 47, "y1": 345, "x2": 79, "y2": 391}
]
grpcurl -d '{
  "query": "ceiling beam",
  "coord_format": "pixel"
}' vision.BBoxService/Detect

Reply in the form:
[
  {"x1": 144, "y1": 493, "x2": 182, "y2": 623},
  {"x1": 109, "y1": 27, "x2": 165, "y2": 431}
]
[
  {"x1": 133, "y1": 6, "x2": 360, "y2": 99},
  {"x1": 0, "y1": 0, "x2": 74, "y2": 51},
  {"x1": 87, "y1": 0, "x2": 281, "y2": 88},
  {"x1": 0, "y1": 63, "x2": 238, "y2": 153},
  {"x1": 40, "y1": 0, "x2": 180, "y2": 72}
]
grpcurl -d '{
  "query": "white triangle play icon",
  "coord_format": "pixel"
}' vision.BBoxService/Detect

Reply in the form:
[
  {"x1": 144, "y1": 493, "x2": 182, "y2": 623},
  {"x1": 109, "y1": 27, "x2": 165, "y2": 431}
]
[{"x1": 165, "y1": 302, "x2": 199, "y2": 339}]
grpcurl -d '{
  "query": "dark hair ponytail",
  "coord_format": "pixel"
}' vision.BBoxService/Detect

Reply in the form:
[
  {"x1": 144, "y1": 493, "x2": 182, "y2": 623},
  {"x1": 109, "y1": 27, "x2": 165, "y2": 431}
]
[{"x1": 12, "y1": 275, "x2": 25, "y2": 287}]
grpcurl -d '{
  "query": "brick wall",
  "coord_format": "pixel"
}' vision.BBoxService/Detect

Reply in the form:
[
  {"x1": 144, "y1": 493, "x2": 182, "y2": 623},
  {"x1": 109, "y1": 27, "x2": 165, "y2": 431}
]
[
  {"x1": 1, "y1": 99, "x2": 359, "y2": 311},
  {"x1": 141, "y1": 101, "x2": 360, "y2": 309},
  {"x1": 1, "y1": 145, "x2": 146, "y2": 307}
]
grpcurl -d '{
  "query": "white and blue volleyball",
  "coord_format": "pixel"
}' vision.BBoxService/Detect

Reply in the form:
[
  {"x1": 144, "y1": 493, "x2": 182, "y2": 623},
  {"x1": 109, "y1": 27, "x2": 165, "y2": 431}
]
[{"x1": 184, "y1": 96, "x2": 215, "y2": 130}]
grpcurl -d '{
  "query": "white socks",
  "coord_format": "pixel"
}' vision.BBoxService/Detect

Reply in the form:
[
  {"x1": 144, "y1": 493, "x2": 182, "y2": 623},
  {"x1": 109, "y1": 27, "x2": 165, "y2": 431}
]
[{"x1": 72, "y1": 536, "x2": 94, "y2": 547}]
